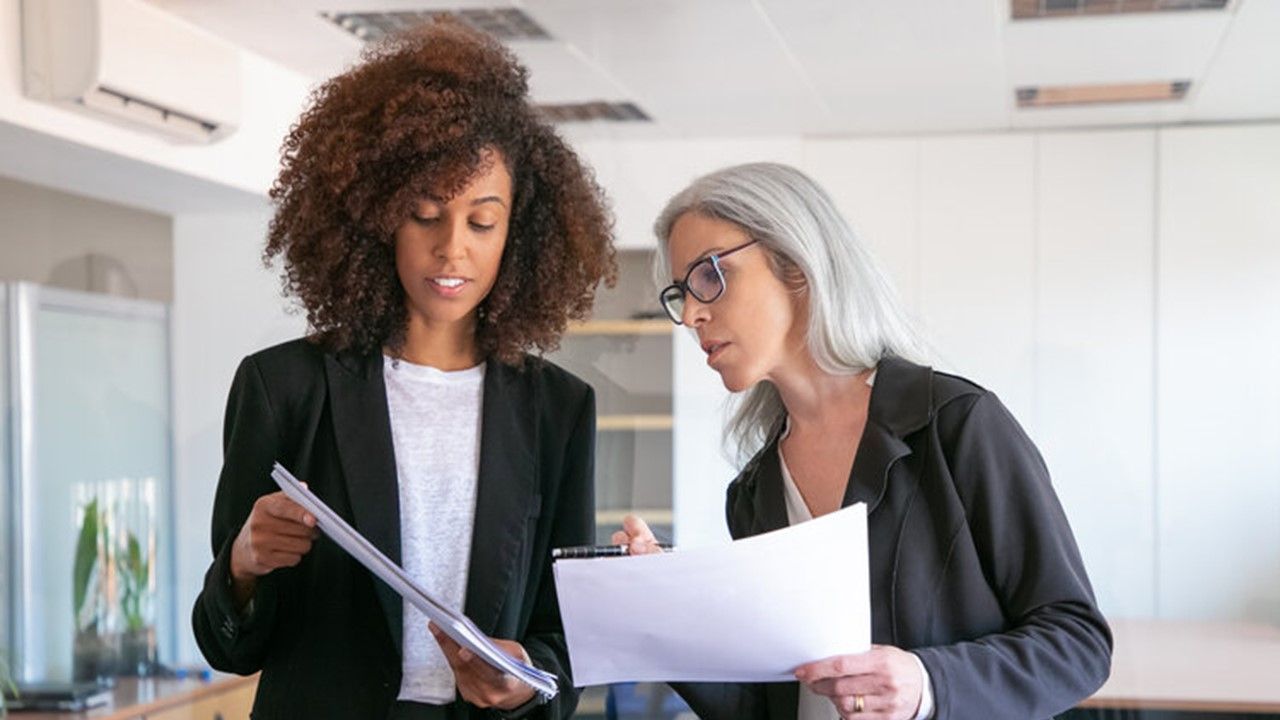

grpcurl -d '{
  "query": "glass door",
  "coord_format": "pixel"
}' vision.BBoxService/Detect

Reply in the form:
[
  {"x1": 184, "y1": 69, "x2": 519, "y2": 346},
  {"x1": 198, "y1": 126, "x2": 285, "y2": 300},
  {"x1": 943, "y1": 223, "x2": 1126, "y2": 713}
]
[{"x1": 7, "y1": 283, "x2": 172, "y2": 683}]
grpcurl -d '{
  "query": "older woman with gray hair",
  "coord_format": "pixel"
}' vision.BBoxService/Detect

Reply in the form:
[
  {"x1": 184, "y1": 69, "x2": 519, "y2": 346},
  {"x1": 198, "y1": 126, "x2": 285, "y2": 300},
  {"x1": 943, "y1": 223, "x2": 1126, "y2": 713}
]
[{"x1": 615, "y1": 162, "x2": 1111, "y2": 720}]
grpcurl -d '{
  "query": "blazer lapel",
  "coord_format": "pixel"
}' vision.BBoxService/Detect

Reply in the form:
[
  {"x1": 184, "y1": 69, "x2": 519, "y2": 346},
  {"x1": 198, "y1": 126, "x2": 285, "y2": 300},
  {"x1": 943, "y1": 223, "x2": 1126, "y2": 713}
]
[
  {"x1": 843, "y1": 421, "x2": 909, "y2": 513},
  {"x1": 464, "y1": 358, "x2": 539, "y2": 635},
  {"x1": 324, "y1": 350, "x2": 405, "y2": 654},
  {"x1": 842, "y1": 357, "x2": 933, "y2": 513}
]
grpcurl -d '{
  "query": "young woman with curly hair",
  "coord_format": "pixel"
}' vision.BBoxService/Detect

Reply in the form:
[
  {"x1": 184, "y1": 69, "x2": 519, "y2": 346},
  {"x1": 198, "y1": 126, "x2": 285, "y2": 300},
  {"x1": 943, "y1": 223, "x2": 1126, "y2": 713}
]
[{"x1": 191, "y1": 19, "x2": 615, "y2": 720}]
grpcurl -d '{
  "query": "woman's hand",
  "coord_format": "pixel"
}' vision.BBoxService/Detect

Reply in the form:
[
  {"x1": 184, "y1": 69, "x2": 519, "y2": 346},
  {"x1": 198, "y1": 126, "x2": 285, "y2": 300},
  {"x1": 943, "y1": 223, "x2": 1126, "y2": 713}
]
[
  {"x1": 429, "y1": 623, "x2": 538, "y2": 710},
  {"x1": 794, "y1": 645, "x2": 925, "y2": 720},
  {"x1": 229, "y1": 490, "x2": 318, "y2": 608},
  {"x1": 609, "y1": 514, "x2": 665, "y2": 555}
]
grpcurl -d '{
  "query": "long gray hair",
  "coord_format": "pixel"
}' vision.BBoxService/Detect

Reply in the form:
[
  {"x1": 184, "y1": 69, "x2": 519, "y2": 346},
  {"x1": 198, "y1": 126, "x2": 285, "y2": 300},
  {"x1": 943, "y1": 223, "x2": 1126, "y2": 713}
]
[{"x1": 653, "y1": 162, "x2": 928, "y2": 460}]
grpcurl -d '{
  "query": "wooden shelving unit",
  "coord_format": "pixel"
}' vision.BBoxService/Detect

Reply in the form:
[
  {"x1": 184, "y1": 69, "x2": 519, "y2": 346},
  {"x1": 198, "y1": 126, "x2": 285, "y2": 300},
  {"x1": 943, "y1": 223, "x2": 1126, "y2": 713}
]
[
  {"x1": 595, "y1": 508, "x2": 675, "y2": 526},
  {"x1": 567, "y1": 318, "x2": 671, "y2": 336},
  {"x1": 597, "y1": 414, "x2": 673, "y2": 431}
]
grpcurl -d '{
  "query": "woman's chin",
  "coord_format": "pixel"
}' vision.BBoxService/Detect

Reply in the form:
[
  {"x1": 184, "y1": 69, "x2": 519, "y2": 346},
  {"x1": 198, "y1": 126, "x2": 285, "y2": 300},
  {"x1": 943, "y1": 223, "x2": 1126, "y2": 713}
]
[
  {"x1": 716, "y1": 367, "x2": 757, "y2": 394},
  {"x1": 409, "y1": 300, "x2": 480, "y2": 327}
]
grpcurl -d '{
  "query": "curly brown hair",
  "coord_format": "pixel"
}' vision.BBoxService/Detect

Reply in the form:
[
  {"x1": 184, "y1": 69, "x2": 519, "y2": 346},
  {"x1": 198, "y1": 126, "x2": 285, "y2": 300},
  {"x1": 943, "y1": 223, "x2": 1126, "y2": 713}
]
[{"x1": 265, "y1": 19, "x2": 616, "y2": 364}]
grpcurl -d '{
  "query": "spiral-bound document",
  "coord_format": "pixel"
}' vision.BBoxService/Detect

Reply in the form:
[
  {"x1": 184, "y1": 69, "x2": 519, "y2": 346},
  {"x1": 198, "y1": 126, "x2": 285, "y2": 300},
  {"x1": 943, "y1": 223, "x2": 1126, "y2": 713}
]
[{"x1": 270, "y1": 462, "x2": 559, "y2": 700}]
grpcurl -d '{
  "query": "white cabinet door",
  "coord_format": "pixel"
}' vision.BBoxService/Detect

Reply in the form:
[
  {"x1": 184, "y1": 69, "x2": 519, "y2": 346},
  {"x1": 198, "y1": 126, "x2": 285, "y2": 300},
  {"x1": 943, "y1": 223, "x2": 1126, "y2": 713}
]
[
  {"x1": 1035, "y1": 129, "x2": 1157, "y2": 619},
  {"x1": 1156, "y1": 124, "x2": 1280, "y2": 622},
  {"x1": 802, "y1": 138, "x2": 921, "y2": 314},
  {"x1": 918, "y1": 134, "x2": 1037, "y2": 430}
]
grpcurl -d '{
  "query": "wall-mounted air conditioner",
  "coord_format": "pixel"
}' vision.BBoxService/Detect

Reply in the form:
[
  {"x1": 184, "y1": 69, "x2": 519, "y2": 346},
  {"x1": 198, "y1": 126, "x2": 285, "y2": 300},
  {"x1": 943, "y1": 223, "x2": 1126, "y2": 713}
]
[{"x1": 21, "y1": 0, "x2": 242, "y2": 144}]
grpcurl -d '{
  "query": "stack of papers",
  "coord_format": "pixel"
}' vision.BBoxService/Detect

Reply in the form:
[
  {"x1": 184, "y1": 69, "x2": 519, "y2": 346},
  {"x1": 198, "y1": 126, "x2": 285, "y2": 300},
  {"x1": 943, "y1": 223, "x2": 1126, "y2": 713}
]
[
  {"x1": 271, "y1": 462, "x2": 559, "y2": 700},
  {"x1": 554, "y1": 503, "x2": 871, "y2": 686}
]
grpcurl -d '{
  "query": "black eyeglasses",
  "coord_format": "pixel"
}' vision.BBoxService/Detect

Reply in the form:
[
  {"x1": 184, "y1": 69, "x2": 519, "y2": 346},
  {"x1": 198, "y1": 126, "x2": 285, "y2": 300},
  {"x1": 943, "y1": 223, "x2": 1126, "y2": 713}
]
[{"x1": 658, "y1": 239, "x2": 759, "y2": 324}]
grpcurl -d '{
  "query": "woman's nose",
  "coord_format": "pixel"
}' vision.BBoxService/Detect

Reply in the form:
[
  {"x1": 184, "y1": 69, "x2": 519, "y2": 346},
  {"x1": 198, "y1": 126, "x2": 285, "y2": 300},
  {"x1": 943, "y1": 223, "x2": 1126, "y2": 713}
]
[
  {"x1": 681, "y1": 296, "x2": 709, "y2": 327},
  {"x1": 433, "y1": 221, "x2": 468, "y2": 260}
]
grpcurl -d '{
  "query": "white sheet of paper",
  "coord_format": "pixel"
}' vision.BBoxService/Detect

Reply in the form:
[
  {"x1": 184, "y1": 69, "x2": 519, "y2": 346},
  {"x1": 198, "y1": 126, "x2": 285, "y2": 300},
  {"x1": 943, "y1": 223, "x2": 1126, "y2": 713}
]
[{"x1": 554, "y1": 503, "x2": 870, "y2": 686}]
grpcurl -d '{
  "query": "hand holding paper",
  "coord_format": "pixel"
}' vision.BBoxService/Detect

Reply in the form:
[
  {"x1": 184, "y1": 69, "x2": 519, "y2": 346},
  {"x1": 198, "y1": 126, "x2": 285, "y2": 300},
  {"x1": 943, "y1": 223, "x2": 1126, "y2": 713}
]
[{"x1": 430, "y1": 623, "x2": 540, "y2": 710}]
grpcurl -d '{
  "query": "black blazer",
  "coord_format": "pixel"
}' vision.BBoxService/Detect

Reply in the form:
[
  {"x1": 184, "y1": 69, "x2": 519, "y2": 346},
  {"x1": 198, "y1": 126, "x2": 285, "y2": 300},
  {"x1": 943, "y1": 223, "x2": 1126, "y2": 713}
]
[
  {"x1": 676, "y1": 357, "x2": 1111, "y2": 720},
  {"x1": 191, "y1": 338, "x2": 595, "y2": 720}
]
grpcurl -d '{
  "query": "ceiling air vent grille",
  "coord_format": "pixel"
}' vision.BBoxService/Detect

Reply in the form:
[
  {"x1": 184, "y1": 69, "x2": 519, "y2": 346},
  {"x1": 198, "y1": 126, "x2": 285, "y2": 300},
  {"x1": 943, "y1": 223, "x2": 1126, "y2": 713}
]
[
  {"x1": 1016, "y1": 80, "x2": 1191, "y2": 107},
  {"x1": 1012, "y1": 0, "x2": 1229, "y2": 19},
  {"x1": 322, "y1": 8, "x2": 551, "y2": 42},
  {"x1": 536, "y1": 101, "x2": 652, "y2": 124}
]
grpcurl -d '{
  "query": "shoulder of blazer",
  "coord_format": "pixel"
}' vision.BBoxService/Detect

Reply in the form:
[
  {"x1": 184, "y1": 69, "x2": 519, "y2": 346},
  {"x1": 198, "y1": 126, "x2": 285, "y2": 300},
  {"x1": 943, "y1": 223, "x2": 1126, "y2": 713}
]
[
  {"x1": 244, "y1": 335, "x2": 325, "y2": 379},
  {"x1": 515, "y1": 354, "x2": 593, "y2": 410},
  {"x1": 930, "y1": 369, "x2": 988, "y2": 415},
  {"x1": 241, "y1": 337, "x2": 332, "y2": 409}
]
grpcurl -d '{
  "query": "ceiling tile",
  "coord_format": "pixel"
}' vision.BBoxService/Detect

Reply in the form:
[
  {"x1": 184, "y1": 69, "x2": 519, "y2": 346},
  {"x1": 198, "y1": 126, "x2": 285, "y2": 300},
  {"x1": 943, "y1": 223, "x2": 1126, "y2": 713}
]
[
  {"x1": 756, "y1": 0, "x2": 1011, "y2": 134},
  {"x1": 527, "y1": 0, "x2": 830, "y2": 133},
  {"x1": 1190, "y1": 0, "x2": 1280, "y2": 120}
]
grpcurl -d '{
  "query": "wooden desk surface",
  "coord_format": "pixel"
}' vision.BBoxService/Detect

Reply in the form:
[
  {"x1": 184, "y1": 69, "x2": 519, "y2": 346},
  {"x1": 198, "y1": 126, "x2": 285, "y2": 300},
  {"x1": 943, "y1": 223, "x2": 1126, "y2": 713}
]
[
  {"x1": 12, "y1": 674, "x2": 257, "y2": 720},
  {"x1": 1081, "y1": 618, "x2": 1280, "y2": 713}
]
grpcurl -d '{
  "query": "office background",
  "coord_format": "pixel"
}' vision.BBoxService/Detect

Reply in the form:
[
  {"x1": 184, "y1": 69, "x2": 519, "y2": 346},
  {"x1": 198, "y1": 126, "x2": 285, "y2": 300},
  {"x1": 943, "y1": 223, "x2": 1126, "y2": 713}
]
[{"x1": 1, "y1": 0, "x2": 1278, "y2": 716}]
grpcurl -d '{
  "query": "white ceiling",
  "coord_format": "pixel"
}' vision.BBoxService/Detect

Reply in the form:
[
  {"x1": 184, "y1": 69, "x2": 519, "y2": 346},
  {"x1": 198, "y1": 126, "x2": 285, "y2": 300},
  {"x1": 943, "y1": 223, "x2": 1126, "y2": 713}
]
[{"x1": 147, "y1": 0, "x2": 1280, "y2": 136}]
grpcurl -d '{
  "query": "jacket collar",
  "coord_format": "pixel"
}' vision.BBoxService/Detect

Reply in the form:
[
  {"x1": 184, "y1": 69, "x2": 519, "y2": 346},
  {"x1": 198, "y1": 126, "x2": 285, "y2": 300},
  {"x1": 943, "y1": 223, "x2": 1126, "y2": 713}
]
[
  {"x1": 324, "y1": 348, "x2": 538, "y2": 654},
  {"x1": 749, "y1": 356, "x2": 934, "y2": 535}
]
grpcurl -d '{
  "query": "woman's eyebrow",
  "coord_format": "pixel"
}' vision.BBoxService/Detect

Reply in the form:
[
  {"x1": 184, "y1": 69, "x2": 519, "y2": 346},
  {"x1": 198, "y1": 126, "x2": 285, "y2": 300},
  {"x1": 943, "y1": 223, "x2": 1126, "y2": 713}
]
[
  {"x1": 471, "y1": 195, "x2": 507, "y2": 209},
  {"x1": 682, "y1": 247, "x2": 724, "y2": 275}
]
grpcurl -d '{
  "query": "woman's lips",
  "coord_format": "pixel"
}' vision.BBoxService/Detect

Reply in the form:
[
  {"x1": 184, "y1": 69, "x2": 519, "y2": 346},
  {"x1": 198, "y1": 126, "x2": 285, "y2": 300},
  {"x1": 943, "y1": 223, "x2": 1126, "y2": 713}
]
[
  {"x1": 705, "y1": 341, "x2": 730, "y2": 367},
  {"x1": 427, "y1": 277, "x2": 469, "y2": 298}
]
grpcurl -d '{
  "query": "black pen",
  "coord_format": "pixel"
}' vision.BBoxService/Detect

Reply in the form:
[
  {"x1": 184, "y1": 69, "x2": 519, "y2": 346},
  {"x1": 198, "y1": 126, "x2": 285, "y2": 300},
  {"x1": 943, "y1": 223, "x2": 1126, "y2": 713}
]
[{"x1": 551, "y1": 544, "x2": 674, "y2": 560}]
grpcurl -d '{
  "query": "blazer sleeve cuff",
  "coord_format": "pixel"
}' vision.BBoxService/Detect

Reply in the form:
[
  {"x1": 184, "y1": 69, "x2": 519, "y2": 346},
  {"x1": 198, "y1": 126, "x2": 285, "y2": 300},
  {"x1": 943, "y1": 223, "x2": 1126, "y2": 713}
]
[
  {"x1": 201, "y1": 530, "x2": 278, "y2": 652},
  {"x1": 911, "y1": 647, "x2": 951, "y2": 719}
]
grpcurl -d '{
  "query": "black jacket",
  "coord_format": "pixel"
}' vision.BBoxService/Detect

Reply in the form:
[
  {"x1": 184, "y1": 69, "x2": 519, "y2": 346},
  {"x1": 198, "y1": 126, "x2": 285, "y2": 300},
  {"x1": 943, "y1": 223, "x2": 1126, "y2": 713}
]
[
  {"x1": 191, "y1": 338, "x2": 595, "y2": 720},
  {"x1": 676, "y1": 357, "x2": 1111, "y2": 720}
]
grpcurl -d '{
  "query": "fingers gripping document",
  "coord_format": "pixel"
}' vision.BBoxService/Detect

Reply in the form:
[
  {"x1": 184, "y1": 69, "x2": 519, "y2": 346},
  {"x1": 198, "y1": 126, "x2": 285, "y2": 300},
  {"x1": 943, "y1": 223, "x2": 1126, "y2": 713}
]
[
  {"x1": 554, "y1": 503, "x2": 871, "y2": 686},
  {"x1": 270, "y1": 463, "x2": 559, "y2": 700}
]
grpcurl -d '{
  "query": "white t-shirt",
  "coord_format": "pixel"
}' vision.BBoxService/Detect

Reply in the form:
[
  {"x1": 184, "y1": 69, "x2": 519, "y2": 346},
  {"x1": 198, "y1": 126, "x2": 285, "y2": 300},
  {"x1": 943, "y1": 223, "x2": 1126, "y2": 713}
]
[{"x1": 383, "y1": 355, "x2": 485, "y2": 705}]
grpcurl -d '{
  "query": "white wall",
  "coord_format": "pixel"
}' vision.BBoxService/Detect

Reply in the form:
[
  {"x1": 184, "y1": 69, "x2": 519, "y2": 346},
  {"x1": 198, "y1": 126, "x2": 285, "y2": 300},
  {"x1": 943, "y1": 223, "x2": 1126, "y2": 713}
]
[
  {"x1": 170, "y1": 209, "x2": 304, "y2": 663},
  {"x1": 0, "y1": 177, "x2": 173, "y2": 301},
  {"x1": 917, "y1": 135, "x2": 1037, "y2": 427},
  {"x1": 1034, "y1": 130, "x2": 1157, "y2": 620},
  {"x1": 619, "y1": 124, "x2": 1280, "y2": 624},
  {"x1": 1155, "y1": 125, "x2": 1280, "y2": 623},
  {"x1": 572, "y1": 136, "x2": 803, "y2": 249}
]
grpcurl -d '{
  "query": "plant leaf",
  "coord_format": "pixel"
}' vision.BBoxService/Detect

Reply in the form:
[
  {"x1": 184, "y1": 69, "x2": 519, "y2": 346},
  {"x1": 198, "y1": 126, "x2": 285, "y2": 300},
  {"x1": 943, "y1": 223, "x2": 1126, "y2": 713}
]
[
  {"x1": 127, "y1": 533, "x2": 142, "y2": 577},
  {"x1": 72, "y1": 499, "x2": 99, "y2": 615}
]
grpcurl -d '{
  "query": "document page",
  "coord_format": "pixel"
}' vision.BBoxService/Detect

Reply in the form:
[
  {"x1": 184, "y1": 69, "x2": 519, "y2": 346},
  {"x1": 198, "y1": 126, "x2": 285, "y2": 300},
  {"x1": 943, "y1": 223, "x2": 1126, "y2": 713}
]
[{"x1": 554, "y1": 503, "x2": 870, "y2": 686}]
